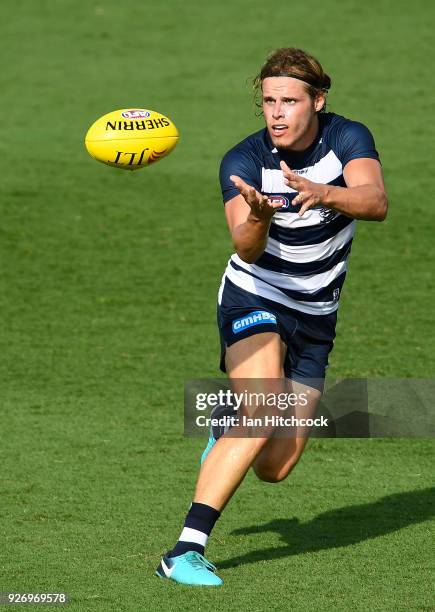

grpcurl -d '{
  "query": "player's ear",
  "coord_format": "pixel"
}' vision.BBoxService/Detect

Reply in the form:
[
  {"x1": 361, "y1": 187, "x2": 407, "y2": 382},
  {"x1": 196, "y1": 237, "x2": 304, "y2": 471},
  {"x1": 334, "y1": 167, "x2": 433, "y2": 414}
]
[{"x1": 314, "y1": 92, "x2": 326, "y2": 113}]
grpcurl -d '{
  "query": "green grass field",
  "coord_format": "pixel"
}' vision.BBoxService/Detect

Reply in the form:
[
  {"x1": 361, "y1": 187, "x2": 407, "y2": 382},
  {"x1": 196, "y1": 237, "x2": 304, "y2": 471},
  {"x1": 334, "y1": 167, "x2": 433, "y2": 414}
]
[{"x1": 1, "y1": 0, "x2": 434, "y2": 609}]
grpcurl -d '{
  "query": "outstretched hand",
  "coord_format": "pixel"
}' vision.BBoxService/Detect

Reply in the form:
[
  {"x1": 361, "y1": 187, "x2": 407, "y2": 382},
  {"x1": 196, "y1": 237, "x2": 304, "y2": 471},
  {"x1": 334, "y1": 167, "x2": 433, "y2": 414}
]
[
  {"x1": 230, "y1": 175, "x2": 284, "y2": 220},
  {"x1": 279, "y1": 160, "x2": 328, "y2": 217}
]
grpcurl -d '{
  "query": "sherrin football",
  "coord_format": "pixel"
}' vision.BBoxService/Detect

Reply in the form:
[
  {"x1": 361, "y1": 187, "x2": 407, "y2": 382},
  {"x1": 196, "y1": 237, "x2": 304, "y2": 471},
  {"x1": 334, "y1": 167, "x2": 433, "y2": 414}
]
[{"x1": 85, "y1": 108, "x2": 179, "y2": 170}]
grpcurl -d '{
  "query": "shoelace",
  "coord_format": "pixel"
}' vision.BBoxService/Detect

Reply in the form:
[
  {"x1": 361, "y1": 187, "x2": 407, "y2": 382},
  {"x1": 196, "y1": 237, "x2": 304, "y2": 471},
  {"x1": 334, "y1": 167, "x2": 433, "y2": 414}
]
[{"x1": 184, "y1": 551, "x2": 216, "y2": 572}]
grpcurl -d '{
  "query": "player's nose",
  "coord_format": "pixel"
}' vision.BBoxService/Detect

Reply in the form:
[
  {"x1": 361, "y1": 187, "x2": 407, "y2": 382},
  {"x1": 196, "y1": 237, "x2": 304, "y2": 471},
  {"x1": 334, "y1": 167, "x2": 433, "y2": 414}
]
[{"x1": 272, "y1": 101, "x2": 284, "y2": 119}]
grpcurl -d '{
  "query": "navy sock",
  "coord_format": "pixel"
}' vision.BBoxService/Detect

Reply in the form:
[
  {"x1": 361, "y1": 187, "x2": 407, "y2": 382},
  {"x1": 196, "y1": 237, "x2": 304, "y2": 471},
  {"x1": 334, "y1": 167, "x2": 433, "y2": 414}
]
[{"x1": 168, "y1": 502, "x2": 221, "y2": 558}]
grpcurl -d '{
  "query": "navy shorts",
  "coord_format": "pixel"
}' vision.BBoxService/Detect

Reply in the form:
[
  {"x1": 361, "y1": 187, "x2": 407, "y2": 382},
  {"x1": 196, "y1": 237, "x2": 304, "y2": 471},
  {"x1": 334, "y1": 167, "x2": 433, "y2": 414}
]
[{"x1": 218, "y1": 278, "x2": 337, "y2": 390}]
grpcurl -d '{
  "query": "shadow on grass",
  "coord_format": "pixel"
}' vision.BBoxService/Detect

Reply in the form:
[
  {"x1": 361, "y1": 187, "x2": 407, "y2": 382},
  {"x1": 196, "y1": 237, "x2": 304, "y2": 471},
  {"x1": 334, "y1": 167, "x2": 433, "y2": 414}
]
[{"x1": 218, "y1": 487, "x2": 434, "y2": 569}]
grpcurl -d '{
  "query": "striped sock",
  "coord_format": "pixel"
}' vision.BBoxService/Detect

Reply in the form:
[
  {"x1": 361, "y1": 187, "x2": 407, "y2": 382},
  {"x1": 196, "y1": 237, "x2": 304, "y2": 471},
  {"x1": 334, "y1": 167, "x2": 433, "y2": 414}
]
[{"x1": 168, "y1": 502, "x2": 221, "y2": 558}]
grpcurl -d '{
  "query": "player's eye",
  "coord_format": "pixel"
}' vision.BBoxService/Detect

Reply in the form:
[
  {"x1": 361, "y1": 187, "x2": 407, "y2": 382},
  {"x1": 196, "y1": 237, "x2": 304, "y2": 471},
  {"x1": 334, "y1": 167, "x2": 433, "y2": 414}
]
[
  {"x1": 283, "y1": 99, "x2": 296, "y2": 104},
  {"x1": 263, "y1": 98, "x2": 275, "y2": 105}
]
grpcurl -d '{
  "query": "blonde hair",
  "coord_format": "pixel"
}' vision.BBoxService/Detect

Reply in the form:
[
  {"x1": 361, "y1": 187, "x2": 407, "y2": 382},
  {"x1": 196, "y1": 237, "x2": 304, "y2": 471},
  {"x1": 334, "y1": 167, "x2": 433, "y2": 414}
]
[{"x1": 253, "y1": 47, "x2": 331, "y2": 112}]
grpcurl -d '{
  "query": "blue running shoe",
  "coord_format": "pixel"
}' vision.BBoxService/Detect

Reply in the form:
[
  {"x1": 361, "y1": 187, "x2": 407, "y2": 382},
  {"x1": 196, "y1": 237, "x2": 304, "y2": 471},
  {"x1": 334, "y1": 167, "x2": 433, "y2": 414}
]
[
  {"x1": 155, "y1": 551, "x2": 223, "y2": 586},
  {"x1": 200, "y1": 403, "x2": 238, "y2": 464},
  {"x1": 200, "y1": 434, "x2": 216, "y2": 464}
]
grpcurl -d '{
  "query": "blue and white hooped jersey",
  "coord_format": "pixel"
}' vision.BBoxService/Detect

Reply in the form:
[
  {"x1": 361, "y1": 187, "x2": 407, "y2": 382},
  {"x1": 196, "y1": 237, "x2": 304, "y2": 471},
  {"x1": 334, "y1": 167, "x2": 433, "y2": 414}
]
[{"x1": 218, "y1": 112, "x2": 380, "y2": 316}]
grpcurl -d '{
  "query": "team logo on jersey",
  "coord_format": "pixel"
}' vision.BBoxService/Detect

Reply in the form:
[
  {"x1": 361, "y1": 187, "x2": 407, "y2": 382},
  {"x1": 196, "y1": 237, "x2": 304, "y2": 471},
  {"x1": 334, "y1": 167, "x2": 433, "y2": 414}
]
[
  {"x1": 268, "y1": 195, "x2": 290, "y2": 210},
  {"x1": 318, "y1": 206, "x2": 338, "y2": 224},
  {"x1": 121, "y1": 109, "x2": 151, "y2": 119},
  {"x1": 333, "y1": 288, "x2": 340, "y2": 302},
  {"x1": 232, "y1": 311, "x2": 277, "y2": 334}
]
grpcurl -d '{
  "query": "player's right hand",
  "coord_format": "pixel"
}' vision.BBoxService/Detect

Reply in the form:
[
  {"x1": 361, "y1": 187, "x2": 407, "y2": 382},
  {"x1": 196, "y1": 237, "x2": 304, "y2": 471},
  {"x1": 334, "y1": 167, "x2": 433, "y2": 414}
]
[{"x1": 230, "y1": 175, "x2": 283, "y2": 220}]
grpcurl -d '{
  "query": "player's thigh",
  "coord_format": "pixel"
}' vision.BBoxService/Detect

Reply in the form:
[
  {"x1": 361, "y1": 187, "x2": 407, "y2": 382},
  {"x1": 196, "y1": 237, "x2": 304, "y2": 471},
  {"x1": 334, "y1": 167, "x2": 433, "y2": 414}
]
[
  {"x1": 252, "y1": 381, "x2": 322, "y2": 482},
  {"x1": 225, "y1": 331, "x2": 288, "y2": 431},
  {"x1": 225, "y1": 331, "x2": 287, "y2": 379}
]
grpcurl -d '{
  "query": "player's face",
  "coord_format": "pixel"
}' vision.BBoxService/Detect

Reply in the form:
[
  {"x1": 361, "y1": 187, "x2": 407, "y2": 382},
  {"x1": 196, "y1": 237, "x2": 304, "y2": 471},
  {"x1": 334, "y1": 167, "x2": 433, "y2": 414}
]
[{"x1": 262, "y1": 77, "x2": 325, "y2": 151}]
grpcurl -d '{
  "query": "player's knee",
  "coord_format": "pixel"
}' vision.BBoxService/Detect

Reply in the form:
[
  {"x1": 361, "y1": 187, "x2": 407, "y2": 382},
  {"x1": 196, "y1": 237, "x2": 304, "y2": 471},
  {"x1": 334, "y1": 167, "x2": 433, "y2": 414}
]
[
  {"x1": 254, "y1": 468, "x2": 289, "y2": 483},
  {"x1": 253, "y1": 455, "x2": 301, "y2": 483},
  {"x1": 256, "y1": 470, "x2": 287, "y2": 483},
  {"x1": 253, "y1": 463, "x2": 293, "y2": 483}
]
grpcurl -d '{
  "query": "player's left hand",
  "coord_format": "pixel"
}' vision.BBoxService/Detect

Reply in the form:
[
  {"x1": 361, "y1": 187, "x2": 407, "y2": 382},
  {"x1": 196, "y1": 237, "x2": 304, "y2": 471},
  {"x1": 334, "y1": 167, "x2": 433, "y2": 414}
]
[{"x1": 280, "y1": 160, "x2": 329, "y2": 217}]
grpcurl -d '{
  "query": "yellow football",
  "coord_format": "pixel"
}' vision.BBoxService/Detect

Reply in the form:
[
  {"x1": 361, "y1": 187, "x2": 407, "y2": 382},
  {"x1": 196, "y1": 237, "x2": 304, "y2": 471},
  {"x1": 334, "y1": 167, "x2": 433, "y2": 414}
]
[{"x1": 84, "y1": 108, "x2": 179, "y2": 170}]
